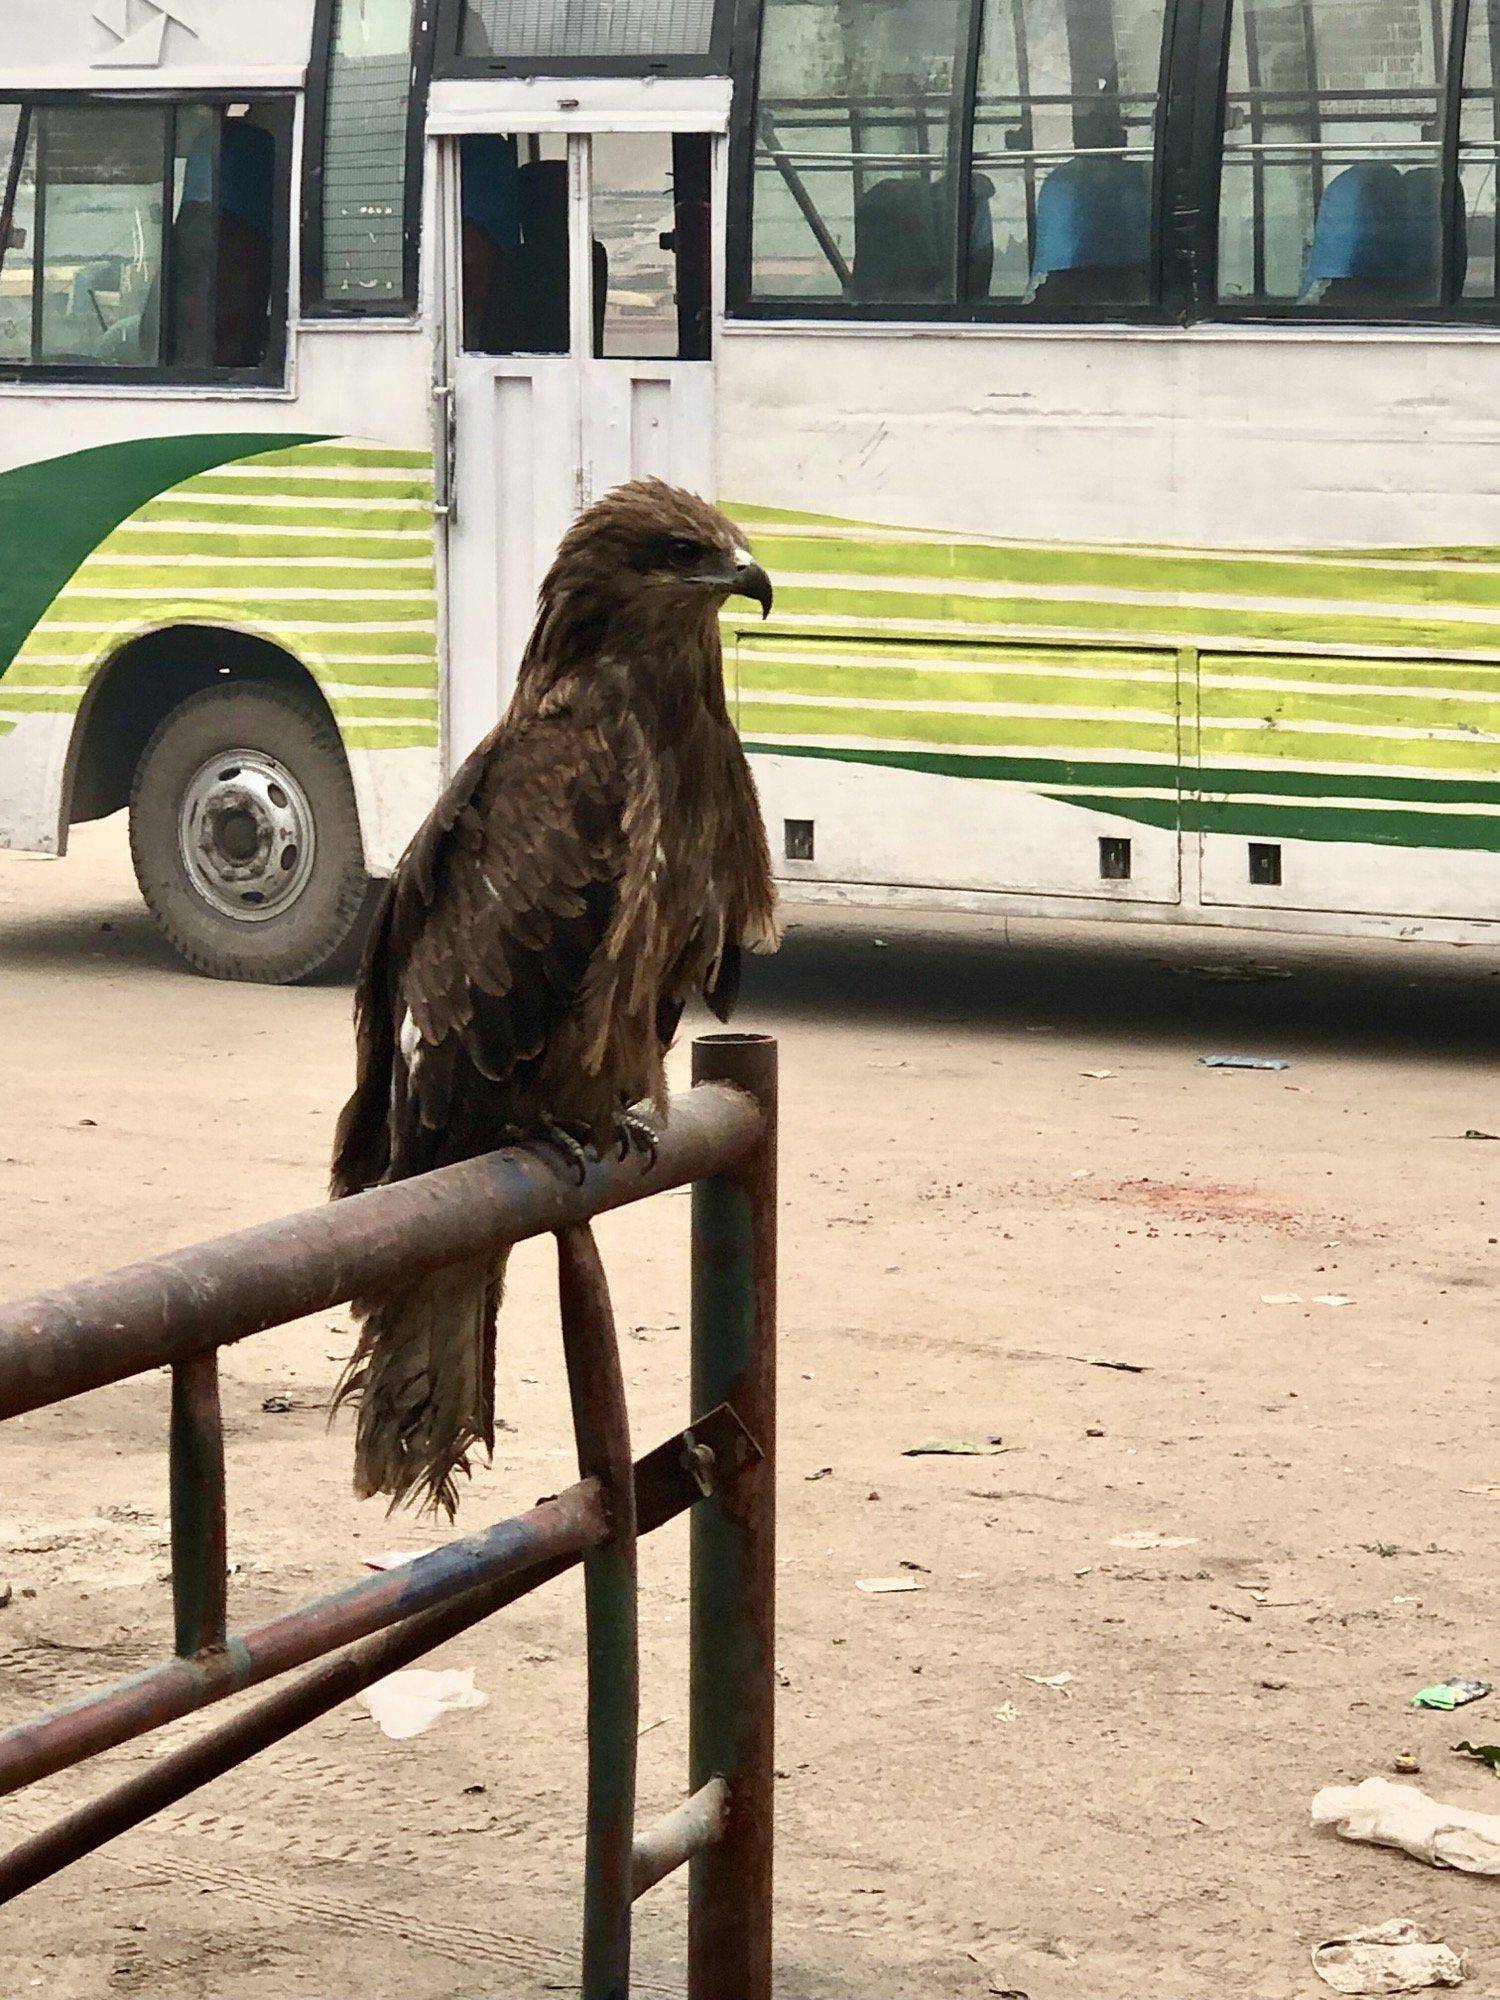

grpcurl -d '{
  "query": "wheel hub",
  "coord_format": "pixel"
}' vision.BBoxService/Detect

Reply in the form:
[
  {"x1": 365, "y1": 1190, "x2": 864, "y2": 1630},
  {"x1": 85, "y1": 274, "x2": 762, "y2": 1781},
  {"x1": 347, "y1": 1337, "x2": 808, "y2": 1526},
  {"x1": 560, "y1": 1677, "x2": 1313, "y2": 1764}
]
[{"x1": 179, "y1": 750, "x2": 317, "y2": 922}]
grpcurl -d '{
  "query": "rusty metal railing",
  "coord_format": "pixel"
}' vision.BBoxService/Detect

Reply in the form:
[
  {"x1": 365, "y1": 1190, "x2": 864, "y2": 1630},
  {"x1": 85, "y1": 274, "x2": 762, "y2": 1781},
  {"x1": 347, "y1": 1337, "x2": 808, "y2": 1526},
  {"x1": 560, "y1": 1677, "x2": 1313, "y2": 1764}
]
[{"x1": 0, "y1": 1032, "x2": 778, "y2": 2000}]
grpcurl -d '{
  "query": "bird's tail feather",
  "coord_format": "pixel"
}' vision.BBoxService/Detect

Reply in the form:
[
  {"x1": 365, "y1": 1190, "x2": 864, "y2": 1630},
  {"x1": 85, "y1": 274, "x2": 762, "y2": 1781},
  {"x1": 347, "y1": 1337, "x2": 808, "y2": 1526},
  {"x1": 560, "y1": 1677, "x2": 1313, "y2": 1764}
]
[{"x1": 332, "y1": 1249, "x2": 507, "y2": 1518}]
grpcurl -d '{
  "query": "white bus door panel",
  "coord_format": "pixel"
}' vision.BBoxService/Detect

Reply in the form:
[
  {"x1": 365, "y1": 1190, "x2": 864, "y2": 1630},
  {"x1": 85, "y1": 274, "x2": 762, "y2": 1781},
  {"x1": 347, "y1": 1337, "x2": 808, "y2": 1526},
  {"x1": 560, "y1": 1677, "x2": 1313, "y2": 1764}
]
[
  {"x1": 447, "y1": 356, "x2": 579, "y2": 765},
  {"x1": 581, "y1": 363, "x2": 714, "y2": 502},
  {"x1": 442, "y1": 126, "x2": 718, "y2": 770}
]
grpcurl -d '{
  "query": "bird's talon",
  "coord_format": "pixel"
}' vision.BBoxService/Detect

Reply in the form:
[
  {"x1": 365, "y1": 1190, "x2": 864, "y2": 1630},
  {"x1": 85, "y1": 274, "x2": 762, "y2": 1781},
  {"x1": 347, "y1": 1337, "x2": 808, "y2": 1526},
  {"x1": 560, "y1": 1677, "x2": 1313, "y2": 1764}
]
[
  {"x1": 618, "y1": 1112, "x2": 659, "y2": 1170},
  {"x1": 540, "y1": 1118, "x2": 591, "y2": 1185}
]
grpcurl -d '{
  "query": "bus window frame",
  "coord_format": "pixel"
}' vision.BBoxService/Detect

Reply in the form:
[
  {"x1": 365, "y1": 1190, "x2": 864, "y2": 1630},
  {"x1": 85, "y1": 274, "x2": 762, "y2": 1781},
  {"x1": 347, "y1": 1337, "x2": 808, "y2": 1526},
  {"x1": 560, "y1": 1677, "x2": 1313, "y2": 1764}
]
[
  {"x1": 725, "y1": 0, "x2": 1500, "y2": 328},
  {"x1": 724, "y1": 0, "x2": 1192, "y2": 325},
  {"x1": 1179, "y1": 0, "x2": 1495, "y2": 325},
  {"x1": 300, "y1": 0, "x2": 440, "y2": 321},
  {"x1": 430, "y1": 0, "x2": 738, "y2": 78},
  {"x1": 0, "y1": 90, "x2": 295, "y2": 390}
]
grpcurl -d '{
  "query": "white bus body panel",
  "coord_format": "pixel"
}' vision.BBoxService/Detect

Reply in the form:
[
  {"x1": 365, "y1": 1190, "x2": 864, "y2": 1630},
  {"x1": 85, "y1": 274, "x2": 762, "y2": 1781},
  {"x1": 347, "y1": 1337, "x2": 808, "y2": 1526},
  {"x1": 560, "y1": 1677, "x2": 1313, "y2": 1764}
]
[{"x1": 718, "y1": 323, "x2": 1500, "y2": 941}]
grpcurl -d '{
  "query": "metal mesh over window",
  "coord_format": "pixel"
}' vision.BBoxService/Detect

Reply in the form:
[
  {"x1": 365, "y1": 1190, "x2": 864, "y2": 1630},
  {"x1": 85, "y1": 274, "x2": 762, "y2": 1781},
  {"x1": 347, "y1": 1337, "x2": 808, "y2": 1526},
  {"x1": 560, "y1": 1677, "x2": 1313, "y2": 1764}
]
[
  {"x1": 459, "y1": 0, "x2": 717, "y2": 60},
  {"x1": 321, "y1": 0, "x2": 416, "y2": 305}
]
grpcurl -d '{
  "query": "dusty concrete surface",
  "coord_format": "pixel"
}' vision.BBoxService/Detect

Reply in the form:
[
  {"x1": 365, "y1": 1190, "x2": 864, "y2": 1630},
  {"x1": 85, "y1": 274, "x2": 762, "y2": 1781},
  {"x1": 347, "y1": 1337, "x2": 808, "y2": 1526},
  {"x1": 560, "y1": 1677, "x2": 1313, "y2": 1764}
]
[{"x1": 2, "y1": 820, "x2": 1499, "y2": 1999}]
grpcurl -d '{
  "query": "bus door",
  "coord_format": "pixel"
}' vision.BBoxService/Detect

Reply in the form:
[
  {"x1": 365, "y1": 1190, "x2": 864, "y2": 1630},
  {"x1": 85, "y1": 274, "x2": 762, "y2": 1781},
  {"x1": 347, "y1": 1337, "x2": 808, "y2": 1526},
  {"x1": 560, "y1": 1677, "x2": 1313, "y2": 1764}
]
[{"x1": 439, "y1": 109, "x2": 721, "y2": 764}]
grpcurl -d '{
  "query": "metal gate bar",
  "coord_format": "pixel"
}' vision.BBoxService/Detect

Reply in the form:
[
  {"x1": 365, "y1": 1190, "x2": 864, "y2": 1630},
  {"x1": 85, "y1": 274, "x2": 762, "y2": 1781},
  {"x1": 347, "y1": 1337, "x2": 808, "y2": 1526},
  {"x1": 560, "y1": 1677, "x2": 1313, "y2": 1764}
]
[{"x1": 0, "y1": 1033, "x2": 778, "y2": 2000}]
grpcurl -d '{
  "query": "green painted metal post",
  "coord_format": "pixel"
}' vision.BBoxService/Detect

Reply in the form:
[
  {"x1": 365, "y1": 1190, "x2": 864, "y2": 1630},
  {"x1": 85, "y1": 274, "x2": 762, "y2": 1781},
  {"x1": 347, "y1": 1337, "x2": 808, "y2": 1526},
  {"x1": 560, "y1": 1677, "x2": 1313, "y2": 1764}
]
[
  {"x1": 168, "y1": 1352, "x2": 227, "y2": 1658},
  {"x1": 688, "y1": 1033, "x2": 777, "y2": 2000}
]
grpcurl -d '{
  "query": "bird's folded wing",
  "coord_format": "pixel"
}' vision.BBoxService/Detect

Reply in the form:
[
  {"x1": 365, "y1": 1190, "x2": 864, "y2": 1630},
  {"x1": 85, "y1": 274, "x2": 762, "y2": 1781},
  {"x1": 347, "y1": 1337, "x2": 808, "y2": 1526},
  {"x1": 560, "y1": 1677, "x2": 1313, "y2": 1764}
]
[{"x1": 393, "y1": 698, "x2": 653, "y2": 1111}]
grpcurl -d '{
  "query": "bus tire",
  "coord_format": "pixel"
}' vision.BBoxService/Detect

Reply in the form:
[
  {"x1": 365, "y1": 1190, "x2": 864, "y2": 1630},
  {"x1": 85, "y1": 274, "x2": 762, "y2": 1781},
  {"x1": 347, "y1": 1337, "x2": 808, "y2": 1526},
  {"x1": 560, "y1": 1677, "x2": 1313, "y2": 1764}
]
[{"x1": 128, "y1": 682, "x2": 372, "y2": 984}]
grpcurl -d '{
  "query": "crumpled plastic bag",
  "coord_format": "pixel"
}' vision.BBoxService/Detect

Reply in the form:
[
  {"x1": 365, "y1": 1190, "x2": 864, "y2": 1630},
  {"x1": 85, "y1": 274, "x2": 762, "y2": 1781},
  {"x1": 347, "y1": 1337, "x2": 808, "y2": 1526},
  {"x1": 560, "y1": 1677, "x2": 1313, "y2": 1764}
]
[
  {"x1": 1312, "y1": 1920, "x2": 1465, "y2": 1994},
  {"x1": 360, "y1": 1667, "x2": 487, "y2": 1741},
  {"x1": 1311, "y1": 1776, "x2": 1500, "y2": 1874}
]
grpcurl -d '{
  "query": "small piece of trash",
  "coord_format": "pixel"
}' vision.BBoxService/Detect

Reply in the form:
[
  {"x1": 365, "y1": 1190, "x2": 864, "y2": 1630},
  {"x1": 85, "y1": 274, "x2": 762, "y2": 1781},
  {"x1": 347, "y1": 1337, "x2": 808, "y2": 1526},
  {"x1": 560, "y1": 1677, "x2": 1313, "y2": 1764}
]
[
  {"x1": 1109, "y1": 1530, "x2": 1199, "y2": 1551},
  {"x1": 1076, "y1": 1355, "x2": 1149, "y2": 1373},
  {"x1": 1068, "y1": 1168, "x2": 1093, "y2": 1181},
  {"x1": 1454, "y1": 1742, "x2": 1500, "y2": 1772},
  {"x1": 1211, "y1": 1601, "x2": 1253, "y2": 1623},
  {"x1": 360, "y1": 1668, "x2": 487, "y2": 1740},
  {"x1": 1079, "y1": 1069, "x2": 1115, "y2": 1080},
  {"x1": 992, "y1": 1702, "x2": 1019, "y2": 1723},
  {"x1": 261, "y1": 1394, "x2": 293, "y2": 1414},
  {"x1": 361, "y1": 1549, "x2": 426, "y2": 1572},
  {"x1": 856, "y1": 1576, "x2": 924, "y2": 1595},
  {"x1": 804, "y1": 1467, "x2": 833, "y2": 1482},
  {"x1": 1022, "y1": 1671, "x2": 1073, "y2": 1695},
  {"x1": 1261, "y1": 1292, "x2": 1304, "y2": 1306},
  {"x1": 1413, "y1": 1680, "x2": 1492, "y2": 1711},
  {"x1": 903, "y1": 1437, "x2": 1007, "y2": 1457},
  {"x1": 1311, "y1": 1920, "x2": 1465, "y2": 1994},
  {"x1": 1315, "y1": 1293, "x2": 1354, "y2": 1308},
  {"x1": 1459, "y1": 1484, "x2": 1500, "y2": 1499},
  {"x1": 1313, "y1": 1775, "x2": 1500, "y2": 1873},
  {"x1": 77, "y1": 1118, "x2": 97, "y2": 1128},
  {"x1": 1462, "y1": 1130, "x2": 1500, "y2": 1141},
  {"x1": 1198, "y1": 1054, "x2": 1290, "y2": 1071}
]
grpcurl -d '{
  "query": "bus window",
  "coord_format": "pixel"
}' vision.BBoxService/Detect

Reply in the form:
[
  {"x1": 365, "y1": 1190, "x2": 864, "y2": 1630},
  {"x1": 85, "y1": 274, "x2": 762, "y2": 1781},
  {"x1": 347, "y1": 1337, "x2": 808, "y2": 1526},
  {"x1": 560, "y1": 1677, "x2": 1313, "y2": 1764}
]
[
  {"x1": 35, "y1": 103, "x2": 169, "y2": 367},
  {"x1": 749, "y1": 0, "x2": 964, "y2": 304},
  {"x1": 318, "y1": 0, "x2": 419, "y2": 310},
  {"x1": 459, "y1": 0, "x2": 718, "y2": 59},
  {"x1": 0, "y1": 99, "x2": 289, "y2": 379},
  {"x1": 1216, "y1": 0, "x2": 1448, "y2": 311},
  {"x1": 592, "y1": 132, "x2": 713, "y2": 359},
  {"x1": 971, "y1": 0, "x2": 1167, "y2": 306},
  {"x1": 459, "y1": 133, "x2": 576, "y2": 354},
  {"x1": 0, "y1": 108, "x2": 36, "y2": 363},
  {"x1": 1460, "y1": 0, "x2": 1500, "y2": 299}
]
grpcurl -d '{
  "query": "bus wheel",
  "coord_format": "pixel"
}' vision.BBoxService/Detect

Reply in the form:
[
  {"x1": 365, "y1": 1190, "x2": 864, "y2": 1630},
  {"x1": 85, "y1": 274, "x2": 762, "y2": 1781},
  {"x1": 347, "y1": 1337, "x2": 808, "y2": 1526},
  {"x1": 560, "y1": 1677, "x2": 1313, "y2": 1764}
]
[{"x1": 129, "y1": 682, "x2": 371, "y2": 983}]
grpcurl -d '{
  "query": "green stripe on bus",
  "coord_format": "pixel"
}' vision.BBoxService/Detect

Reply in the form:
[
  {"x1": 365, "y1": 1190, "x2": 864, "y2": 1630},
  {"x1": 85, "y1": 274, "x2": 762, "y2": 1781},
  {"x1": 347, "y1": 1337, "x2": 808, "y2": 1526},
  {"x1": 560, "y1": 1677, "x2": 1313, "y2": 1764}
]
[
  {"x1": 0, "y1": 431, "x2": 323, "y2": 679},
  {"x1": 743, "y1": 737, "x2": 1500, "y2": 812},
  {"x1": 769, "y1": 583, "x2": 1500, "y2": 657},
  {"x1": 134, "y1": 503, "x2": 433, "y2": 533},
  {"x1": 739, "y1": 660, "x2": 1180, "y2": 712},
  {"x1": 1066, "y1": 792, "x2": 1500, "y2": 851},
  {"x1": 114, "y1": 531, "x2": 433, "y2": 561},
  {"x1": 738, "y1": 701, "x2": 1176, "y2": 753},
  {"x1": 751, "y1": 532, "x2": 1500, "y2": 613},
  {"x1": 72, "y1": 562, "x2": 437, "y2": 592},
  {"x1": 340, "y1": 724, "x2": 439, "y2": 749},
  {"x1": 0, "y1": 691, "x2": 79, "y2": 713},
  {"x1": 242, "y1": 444, "x2": 432, "y2": 470},
  {"x1": 54, "y1": 595, "x2": 436, "y2": 624},
  {"x1": 329, "y1": 695, "x2": 440, "y2": 719},
  {"x1": 182, "y1": 475, "x2": 434, "y2": 502}
]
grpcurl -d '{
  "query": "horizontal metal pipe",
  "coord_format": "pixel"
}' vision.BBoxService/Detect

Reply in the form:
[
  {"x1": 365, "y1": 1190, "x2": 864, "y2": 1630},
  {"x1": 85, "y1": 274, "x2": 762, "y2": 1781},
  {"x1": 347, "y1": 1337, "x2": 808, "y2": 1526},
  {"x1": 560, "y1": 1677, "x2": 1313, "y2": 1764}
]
[
  {"x1": 631, "y1": 1779, "x2": 730, "y2": 1902},
  {"x1": 0, "y1": 1082, "x2": 761, "y2": 1421},
  {"x1": 0, "y1": 1479, "x2": 608, "y2": 1800},
  {"x1": 0, "y1": 1407, "x2": 757, "y2": 1909}
]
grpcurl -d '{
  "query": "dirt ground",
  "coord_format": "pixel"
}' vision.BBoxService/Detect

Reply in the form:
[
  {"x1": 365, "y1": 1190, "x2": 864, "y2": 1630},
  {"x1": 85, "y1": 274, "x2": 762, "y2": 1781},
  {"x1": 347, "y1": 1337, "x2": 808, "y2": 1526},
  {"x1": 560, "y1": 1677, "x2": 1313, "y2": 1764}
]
[{"x1": 2, "y1": 821, "x2": 1500, "y2": 1999}]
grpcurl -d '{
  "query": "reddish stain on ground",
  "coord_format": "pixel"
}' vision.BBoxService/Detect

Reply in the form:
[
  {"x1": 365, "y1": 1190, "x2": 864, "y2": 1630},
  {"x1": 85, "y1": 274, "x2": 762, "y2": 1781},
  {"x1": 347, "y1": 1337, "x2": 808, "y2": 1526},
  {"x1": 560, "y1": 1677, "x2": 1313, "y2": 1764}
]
[{"x1": 1098, "y1": 1177, "x2": 1304, "y2": 1230}]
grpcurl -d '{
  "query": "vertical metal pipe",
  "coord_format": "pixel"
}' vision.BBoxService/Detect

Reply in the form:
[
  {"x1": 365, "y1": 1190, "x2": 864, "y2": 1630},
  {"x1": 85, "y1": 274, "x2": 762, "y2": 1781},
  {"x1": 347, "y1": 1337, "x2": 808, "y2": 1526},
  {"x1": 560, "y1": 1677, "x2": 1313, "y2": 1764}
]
[
  {"x1": 168, "y1": 1352, "x2": 227, "y2": 1658},
  {"x1": 688, "y1": 1033, "x2": 777, "y2": 2000},
  {"x1": 558, "y1": 1224, "x2": 638, "y2": 2000}
]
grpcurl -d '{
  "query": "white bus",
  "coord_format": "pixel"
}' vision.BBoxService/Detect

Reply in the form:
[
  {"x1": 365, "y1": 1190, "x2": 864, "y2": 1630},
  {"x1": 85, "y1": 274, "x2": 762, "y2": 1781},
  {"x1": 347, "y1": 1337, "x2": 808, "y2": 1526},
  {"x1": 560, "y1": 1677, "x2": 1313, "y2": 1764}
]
[{"x1": 3, "y1": 0, "x2": 1500, "y2": 979}]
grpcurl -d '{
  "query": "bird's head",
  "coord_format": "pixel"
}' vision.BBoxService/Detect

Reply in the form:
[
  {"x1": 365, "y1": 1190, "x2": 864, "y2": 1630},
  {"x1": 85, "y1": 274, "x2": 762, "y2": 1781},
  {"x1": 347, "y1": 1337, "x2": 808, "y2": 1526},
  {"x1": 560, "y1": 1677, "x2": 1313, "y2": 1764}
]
[{"x1": 544, "y1": 479, "x2": 774, "y2": 632}]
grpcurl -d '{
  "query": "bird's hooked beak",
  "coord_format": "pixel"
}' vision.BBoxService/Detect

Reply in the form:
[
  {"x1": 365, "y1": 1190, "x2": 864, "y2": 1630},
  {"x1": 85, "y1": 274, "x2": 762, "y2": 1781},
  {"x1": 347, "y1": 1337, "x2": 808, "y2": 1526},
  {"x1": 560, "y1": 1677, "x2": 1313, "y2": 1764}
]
[{"x1": 693, "y1": 547, "x2": 774, "y2": 619}]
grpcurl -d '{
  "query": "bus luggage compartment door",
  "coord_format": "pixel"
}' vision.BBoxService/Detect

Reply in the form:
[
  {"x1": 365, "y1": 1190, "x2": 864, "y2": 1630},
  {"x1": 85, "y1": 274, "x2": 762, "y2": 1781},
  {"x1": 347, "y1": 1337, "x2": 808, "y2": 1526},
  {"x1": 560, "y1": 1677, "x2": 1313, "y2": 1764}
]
[
  {"x1": 1194, "y1": 651, "x2": 1500, "y2": 921},
  {"x1": 734, "y1": 631, "x2": 1184, "y2": 903}
]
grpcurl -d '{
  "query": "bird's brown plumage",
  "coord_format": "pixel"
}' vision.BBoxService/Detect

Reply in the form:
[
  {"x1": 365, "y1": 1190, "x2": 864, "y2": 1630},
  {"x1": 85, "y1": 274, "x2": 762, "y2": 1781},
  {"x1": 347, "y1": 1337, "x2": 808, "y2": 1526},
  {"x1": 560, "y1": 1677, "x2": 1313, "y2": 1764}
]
[{"x1": 330, "y1": 480, "x2": 778, "y2": 1515}]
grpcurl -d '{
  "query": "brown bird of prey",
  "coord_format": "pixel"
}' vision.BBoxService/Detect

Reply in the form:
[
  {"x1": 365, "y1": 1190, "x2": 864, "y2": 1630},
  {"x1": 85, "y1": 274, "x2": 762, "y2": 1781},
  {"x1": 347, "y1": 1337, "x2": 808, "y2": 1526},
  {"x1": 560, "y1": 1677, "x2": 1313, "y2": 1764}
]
[{"x1": 329, "y1": 480, "x2": 778, "y2": 1516}]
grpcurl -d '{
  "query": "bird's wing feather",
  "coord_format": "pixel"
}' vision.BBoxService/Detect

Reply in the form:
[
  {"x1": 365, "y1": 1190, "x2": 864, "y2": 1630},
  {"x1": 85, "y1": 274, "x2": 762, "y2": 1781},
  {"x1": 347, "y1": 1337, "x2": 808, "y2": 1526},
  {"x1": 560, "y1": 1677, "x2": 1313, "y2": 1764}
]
[{"x1": 390, "y1": 682, "x2": 658, "y2": 1132}]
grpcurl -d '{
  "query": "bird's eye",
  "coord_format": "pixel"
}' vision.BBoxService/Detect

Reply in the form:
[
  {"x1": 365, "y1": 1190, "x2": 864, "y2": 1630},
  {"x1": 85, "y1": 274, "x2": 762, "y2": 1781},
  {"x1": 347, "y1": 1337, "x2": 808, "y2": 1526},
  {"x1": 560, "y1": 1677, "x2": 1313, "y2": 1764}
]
[{"x1": 666, "y1": 536, "x2": 700, "y2": 565}]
